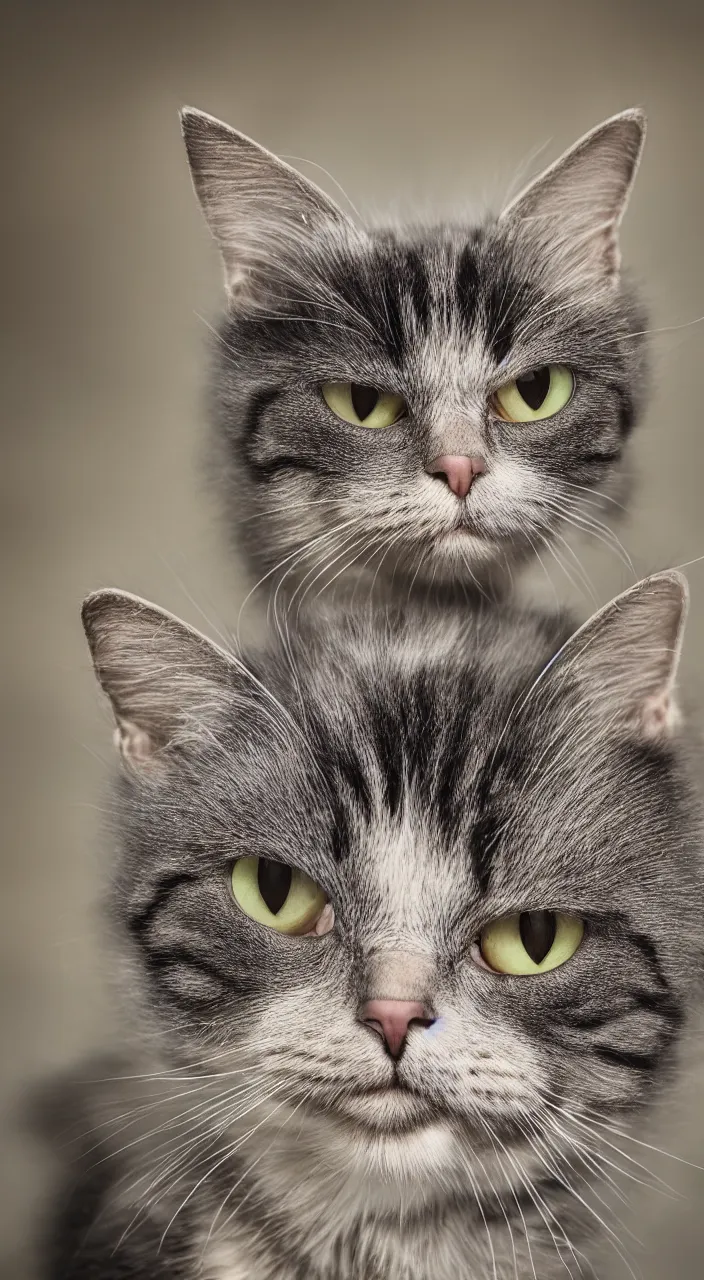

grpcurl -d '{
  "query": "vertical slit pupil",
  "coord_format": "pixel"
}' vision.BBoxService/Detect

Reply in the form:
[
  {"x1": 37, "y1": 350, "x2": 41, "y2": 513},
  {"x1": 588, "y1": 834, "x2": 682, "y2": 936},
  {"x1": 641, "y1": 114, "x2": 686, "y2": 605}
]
[
  {"x1": 519, "y1": 911, "x2": 556, "y2": 964},
  {"x1": 257, "y1": 859, "x2": 292, "y2": 915},
  {"x1": 516, "y1": 366, "x2": 551, "y2": 410},
  {"x1": 350, "y1": 384, "x2": 380, "y2": 420}
]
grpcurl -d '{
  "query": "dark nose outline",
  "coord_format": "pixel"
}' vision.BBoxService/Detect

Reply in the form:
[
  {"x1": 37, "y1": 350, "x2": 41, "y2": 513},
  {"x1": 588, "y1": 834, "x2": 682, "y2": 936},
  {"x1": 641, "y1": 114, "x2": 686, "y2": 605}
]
[
  {"x1": 358, "y1": 999, "x2": 436, "y2": 1060},
  {"x1": 426, "y1": 454, "x2": 486, "y2": 499}
]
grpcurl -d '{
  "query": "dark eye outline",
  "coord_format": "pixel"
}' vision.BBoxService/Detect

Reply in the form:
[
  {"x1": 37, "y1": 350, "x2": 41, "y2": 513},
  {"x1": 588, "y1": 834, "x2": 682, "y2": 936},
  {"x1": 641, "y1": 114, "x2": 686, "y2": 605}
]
[
  {"x1": 488, "y1": 364, "x2": 576, "y2": 423},
  {"x1": 471, "y1": 909, "x2": 586, "y2": 976},
  {"x1": 229, "y1": 856, "x2": 335, "y2": 938},
  {"x1": 320, "y1": 381, "x2": 408, "y2": 429}
]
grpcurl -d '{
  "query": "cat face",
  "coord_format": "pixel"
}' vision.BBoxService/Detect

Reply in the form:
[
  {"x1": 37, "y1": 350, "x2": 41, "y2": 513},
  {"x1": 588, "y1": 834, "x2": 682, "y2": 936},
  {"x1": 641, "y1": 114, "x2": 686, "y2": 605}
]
[
  {"x1": 183, "y1": 109, "x2": 648, "y2": 599},
  {"x1": 83, "y1": 576, "x2": 701, "y2": 1206}
]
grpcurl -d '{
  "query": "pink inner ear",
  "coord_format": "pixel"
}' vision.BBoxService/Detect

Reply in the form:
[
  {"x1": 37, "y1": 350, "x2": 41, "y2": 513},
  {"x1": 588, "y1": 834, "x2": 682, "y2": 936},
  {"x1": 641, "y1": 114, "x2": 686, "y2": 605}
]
[
  {"x1": 641, "y1": 691, "x2": 677, "y2": 741},
  {"x1": 115, "y1": 719, "x2": 158, "y2": 771}
]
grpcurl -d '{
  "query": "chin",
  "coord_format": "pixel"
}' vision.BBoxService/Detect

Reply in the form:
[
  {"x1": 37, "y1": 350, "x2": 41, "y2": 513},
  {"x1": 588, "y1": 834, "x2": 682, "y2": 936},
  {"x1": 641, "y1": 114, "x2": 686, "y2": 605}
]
[
  {"x1": 414, "y1": 529, "x2": 507, "y2": 588},
  {"x1": 434, "y1": 530, "x2": 499, "y2": 561},
  {"x1": 320, "y1": 1091, "x2": 460, "y2": 1183},
  {"x1": 356, "y1": 1122, "x2": 457, "y2": 1185},
  {"x1": 330, "y1": 1113, "x2": 458, "y2": 1190}
]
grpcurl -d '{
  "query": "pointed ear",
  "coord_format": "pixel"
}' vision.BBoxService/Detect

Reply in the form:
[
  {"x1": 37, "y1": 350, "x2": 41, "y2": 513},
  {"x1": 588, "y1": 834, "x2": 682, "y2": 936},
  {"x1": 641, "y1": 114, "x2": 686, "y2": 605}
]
[
  {"x1": 82, "y1": 590, "x2": 235, "y2": 774},
  {"x1": 500, "y1": 109, "x2": 645, "y2": 293},
  {"x1": 549, "y1": 572, "x2": 688, "y2": 742},
  {"x1": 181, "y1": 107, "x2": 354, "y2": 302}
]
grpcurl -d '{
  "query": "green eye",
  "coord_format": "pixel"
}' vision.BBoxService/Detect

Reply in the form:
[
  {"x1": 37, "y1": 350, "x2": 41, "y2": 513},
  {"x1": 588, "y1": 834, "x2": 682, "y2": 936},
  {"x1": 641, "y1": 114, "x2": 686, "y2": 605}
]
[
  {"x1": 231, "y1": 856, "x2": 330, "y2": 936},
  {"x1": 492, "y1": 365, "x2": 574, "y2": 423},
  {"x1": 479, "y1": 910, "x2": 584, "y2": 975},
  {"x1": 322, "y1": 382, "x2": 406, "y2": 429}
]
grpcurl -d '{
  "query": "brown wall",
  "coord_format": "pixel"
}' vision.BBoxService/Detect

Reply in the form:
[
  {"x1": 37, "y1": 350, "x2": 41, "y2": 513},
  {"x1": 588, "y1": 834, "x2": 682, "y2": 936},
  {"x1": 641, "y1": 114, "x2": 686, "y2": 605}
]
[{"x1": 2, "y1": 1, "x2": 704, "y2": 1273}]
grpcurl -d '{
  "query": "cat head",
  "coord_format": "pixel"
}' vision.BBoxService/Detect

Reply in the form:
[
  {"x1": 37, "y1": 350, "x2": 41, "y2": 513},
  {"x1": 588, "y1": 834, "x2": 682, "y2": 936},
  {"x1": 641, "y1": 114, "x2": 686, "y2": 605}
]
[
  {"x1": 182, "y1": 108, "x2": 648, "y2": 600},
  {"x1": 82, "y1": 575, "x2": 702, "y2": 1208}
]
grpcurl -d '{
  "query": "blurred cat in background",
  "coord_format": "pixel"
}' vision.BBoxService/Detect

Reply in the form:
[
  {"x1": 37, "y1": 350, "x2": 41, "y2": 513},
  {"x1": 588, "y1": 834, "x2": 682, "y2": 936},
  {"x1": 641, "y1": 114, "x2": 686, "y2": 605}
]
[{"x1": 182, "y1": 108, "x2": 647, "y2": 606}]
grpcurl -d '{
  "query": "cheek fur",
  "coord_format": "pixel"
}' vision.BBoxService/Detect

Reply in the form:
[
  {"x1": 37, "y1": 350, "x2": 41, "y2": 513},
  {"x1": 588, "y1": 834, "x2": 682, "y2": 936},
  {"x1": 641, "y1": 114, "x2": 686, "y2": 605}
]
[
  {"x1": 229, "y1": 394, "x2": 630, "y2": 598},
  {"x1": 212, "y1": 227, "x2": 643, "y2": 597}
]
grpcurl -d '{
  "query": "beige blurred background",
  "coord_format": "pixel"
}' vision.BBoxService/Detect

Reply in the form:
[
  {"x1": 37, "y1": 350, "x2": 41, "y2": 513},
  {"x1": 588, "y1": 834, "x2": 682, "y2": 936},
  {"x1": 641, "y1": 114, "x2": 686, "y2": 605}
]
[{"x1": 2, "y1": 0, "x2": 704, "y2": 1274}]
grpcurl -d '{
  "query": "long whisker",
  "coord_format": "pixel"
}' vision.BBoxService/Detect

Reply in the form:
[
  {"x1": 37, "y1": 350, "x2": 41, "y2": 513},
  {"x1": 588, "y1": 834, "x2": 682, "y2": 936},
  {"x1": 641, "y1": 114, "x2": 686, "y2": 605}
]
[
  {"x1": 158, "y1": 1090, "x2": 294, "y2": 1250},
  {"x1": 517, "y1": 1116, "x2": 642, "y2": 1280},
  {"x1": 207, "y1": 1088, "x2": 314, "y2": 1245},
  {"x1": 541, "y1": 1099, "x2": 681, "y2": 1198},
  {"x1": 478, "y1": 1119, "x2": 538, "y2": 1280}
]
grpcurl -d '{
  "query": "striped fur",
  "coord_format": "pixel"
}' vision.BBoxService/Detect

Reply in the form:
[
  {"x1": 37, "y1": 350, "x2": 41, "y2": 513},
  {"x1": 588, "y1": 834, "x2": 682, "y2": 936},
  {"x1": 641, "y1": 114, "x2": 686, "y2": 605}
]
[
  {"x1": 44, "y1": 576, "x2": 704, "y2": 1278},
  {"x1": 182, "y1": 109, "x2": 648, "y2": 604}
]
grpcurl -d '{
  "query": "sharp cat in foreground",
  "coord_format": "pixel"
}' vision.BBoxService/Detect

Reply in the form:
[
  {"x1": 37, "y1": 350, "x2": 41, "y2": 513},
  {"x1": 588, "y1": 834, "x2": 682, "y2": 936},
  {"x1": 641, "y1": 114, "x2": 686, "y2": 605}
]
[{"x1": 44, "y1": 572, "x2": 704, "y2": 1279}]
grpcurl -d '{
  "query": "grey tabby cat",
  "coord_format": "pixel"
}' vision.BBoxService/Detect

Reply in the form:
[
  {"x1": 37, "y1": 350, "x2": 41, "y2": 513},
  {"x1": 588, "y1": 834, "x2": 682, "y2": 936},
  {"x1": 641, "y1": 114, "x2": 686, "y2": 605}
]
[
  {"x1": 182, "y1": 107, "x2": 647, "y2": 604},
  {"x1": 47, "y1": 571, "x2": 703, "y2": 1279}
]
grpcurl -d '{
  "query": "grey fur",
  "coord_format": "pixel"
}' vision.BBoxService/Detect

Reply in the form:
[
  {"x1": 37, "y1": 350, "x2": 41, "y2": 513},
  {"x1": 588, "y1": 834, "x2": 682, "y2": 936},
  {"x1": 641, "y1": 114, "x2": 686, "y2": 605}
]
[
  {"x1": 45, "y1": 574, "x2": 704, "y2": 1279},
  {"x1": 182, "y1": 109, "x2": 648, "y2": 604}
]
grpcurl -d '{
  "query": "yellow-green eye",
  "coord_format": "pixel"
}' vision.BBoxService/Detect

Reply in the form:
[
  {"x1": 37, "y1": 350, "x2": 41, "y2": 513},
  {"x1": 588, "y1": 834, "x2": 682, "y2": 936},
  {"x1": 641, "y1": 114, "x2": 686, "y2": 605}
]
[
  {"x1": 231, "y1": 856, "x2": 330, "y2": 936},
  {"x1": 479, "y1": 910, "x2": 584, "y2": 975},
  {"x1": 322, "y1": 382, "x2": 406, "y2": 429},
  {"x1": 492, "y1": 365, "x2": 574, "y2": 423}
]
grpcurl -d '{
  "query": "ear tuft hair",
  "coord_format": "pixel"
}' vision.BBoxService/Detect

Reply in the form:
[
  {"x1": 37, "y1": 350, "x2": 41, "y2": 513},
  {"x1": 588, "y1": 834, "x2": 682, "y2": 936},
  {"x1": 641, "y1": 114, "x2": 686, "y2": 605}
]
[
  {"x1": 82, "y1": 590, "x2": 236, "y2": 774},
  {"x1": 180, "y1": 107, "x2": 354, "y2": 301},
  {"x1": 500, "y1": 109, "x2": 646, "y2": 292},
  {"x1": 548, "y1": 571, "x2": 688, "y2": 741}
]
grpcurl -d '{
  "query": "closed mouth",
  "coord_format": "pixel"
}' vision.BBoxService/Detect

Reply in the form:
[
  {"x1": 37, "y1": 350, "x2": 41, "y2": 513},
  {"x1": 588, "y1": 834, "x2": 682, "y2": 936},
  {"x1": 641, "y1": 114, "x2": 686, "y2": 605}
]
[
  {"x1": 439, "y1": 521, "x2": 484, "y2": 543},
  {"x1": 446, "y1": 504, "x2": 482, "y2": 537},
  {"x1": 331, "y1": 1081, "x2": 452, "y2": 1127},
  {"x1": 332, "y1": 1101, "x2": 440, "y2": 1135},
  {"x1": 352, "y1": 1085, "x2": 407, "y2": 1101},
  {"x1": 421, "y1": 515, "x2": 482, "y2": 544}
]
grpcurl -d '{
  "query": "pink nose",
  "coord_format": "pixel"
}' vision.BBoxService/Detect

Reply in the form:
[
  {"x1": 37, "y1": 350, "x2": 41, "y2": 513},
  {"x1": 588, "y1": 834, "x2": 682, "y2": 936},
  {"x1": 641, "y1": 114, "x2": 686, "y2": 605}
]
[
  {"x1": 359, "y1": 999, "x2": 435, "y2": 1060},
  {"x1": 426, "y1": 454, "x2": 485, "y2": 499}
]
